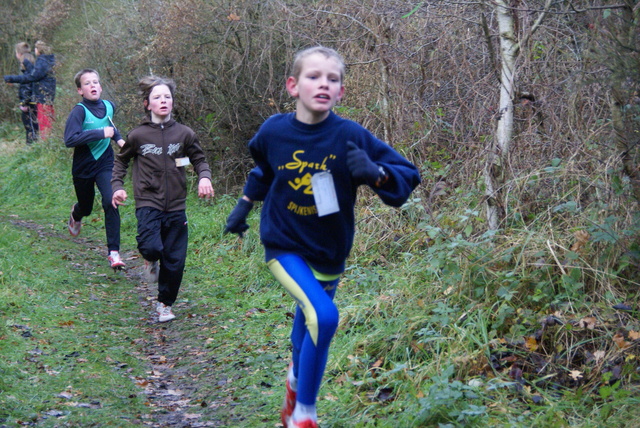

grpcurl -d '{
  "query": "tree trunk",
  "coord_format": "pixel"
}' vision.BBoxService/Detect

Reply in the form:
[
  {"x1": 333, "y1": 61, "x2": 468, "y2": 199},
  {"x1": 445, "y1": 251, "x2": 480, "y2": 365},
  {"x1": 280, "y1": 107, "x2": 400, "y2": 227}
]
[
  {"x1": 608, "y1": 2, "x2": 640, "y2": 201},
  {"x1": 483, "y1": 0, "x2": 552, "y2": 229},
  {"x1": 484, "y1": 0, "x2": 518, "y2": 230}
]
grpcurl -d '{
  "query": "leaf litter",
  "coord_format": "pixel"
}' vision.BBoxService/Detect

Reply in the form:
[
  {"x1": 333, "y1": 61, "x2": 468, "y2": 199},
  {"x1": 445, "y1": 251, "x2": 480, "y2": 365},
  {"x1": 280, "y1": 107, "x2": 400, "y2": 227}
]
[{"x1": 480, "y1": 308, "x2": 640, "y2": 402}]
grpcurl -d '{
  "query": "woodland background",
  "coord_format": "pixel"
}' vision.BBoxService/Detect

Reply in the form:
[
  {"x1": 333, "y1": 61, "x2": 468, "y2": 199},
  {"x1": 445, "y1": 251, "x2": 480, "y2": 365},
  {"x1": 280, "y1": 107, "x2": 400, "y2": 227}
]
[
  {"x1": 0, "y1": 0, "x2": 636, "y2": 200},
  {"x1": 0, "y1": 0, "x2": 639, "y2": 426}
]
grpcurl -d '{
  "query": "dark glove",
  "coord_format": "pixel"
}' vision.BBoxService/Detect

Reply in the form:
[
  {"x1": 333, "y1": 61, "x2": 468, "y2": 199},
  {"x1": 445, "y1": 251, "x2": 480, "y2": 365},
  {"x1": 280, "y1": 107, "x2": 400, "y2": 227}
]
[
  {"x1": 224, "y1": 198, "x2": 253, "y2": 236},
  {"x1": 346, "y1": 141, "x2": 382, "y2": 186}
]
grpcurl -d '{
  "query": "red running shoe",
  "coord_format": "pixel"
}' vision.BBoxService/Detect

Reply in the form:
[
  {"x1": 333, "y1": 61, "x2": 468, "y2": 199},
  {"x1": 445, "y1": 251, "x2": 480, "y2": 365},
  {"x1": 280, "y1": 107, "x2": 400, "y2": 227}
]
[
  {"x1": 281, "y1": 364, "x2": 297, "y2": 427},
  {"x1": 290, "y1": 419, "x2": 318, "y2": 428}
]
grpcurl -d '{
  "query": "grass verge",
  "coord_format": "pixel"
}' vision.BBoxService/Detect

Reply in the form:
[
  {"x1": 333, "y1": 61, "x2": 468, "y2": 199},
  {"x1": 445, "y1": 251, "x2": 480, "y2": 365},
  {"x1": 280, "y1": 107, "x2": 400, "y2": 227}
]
[{"x1": 1, "y1": 127, "x2": 639, "y2": 427}]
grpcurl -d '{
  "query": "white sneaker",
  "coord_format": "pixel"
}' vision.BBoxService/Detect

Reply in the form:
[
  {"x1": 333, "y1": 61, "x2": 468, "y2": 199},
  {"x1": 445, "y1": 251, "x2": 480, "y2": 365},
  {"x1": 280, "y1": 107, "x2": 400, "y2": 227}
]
[
  {"x1": 144, "y1": 260, "x2": 159, "y2": 283},
  {"x1": 68, "y1": 206, "x2": 81, "y2": 236},
  {"x1": 108, "y1": 251, "x2": 125, "y2": 269},
  {"x1": 157, "y1": 302, "x2": 175, "y2": 322}
]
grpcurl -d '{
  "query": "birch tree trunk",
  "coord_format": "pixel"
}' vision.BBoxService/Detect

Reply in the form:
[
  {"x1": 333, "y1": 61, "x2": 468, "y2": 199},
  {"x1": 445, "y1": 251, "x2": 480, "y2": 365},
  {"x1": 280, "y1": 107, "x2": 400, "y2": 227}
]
[
  {"x1": 484, "y1": 0, "x2": 518, "y2": 230},
  {"x1": 483, "y1": 0, "x2": 552, "y2": 230}
]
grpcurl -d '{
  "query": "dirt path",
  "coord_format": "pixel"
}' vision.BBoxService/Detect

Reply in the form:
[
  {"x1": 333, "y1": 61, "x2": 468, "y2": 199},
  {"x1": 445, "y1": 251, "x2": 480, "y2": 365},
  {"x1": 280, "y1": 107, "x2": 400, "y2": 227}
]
[
  {"x1": 124, "y1": 265, "x2": 219, "y2": 427},
  {"x1": 7, "y1": 216, "x2": 220, "y2": 427}
]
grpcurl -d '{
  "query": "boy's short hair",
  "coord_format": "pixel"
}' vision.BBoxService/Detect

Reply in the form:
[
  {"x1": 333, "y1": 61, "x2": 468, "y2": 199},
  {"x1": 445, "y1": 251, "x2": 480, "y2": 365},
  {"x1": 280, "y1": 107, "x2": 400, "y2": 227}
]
[
  {"x1": 14, "y1": 42, "x2": 31, "y2": 56},
  {"x1": 290, "y1": 46, "x2": 345, "y2": 82},
  {"x1": 21, "y1": 53, "x2": 35, "y2": 70},
  {"x1": 138, "y1": 75, "x2": 176, "y2": 116},
  {"x1": 35, "y1": 40, "x2": 52, "y2": 55},
  {"x1": 74, "y1": 69, "x2": 100, "y2": 88}
]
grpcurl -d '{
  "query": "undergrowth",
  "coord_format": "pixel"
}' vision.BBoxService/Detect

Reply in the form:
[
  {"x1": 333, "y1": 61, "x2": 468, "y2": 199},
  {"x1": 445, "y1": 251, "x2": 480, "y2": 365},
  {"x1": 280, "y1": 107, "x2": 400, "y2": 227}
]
[{"x1": 0, "y1": 124, "x2": 639, "y2": 427}]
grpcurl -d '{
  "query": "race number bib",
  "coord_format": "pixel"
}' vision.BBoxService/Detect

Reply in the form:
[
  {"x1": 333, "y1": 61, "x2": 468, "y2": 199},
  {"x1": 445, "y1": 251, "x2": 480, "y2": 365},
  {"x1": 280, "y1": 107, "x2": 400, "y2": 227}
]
[
  {"x1": 311, "y1": 171, "x2": 340, "y2": 217},
  {"x1": 175, "y1": 157, "x2": 191, "y2": 167}
]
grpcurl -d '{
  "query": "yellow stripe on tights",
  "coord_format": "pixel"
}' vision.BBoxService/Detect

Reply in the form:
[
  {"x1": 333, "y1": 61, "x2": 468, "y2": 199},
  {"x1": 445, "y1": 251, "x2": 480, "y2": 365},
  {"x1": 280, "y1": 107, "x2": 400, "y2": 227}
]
[{"x1": 268, "y1": 259, "x2": 320, "y2": 345}]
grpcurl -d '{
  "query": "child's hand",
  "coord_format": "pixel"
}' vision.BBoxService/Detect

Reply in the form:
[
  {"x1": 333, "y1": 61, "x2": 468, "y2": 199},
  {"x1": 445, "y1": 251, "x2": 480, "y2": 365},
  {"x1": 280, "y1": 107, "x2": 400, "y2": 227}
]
[
  {"x1": 224, "y1": 197, "x2": 253, "y2": 237},
  {"x1": 112, "y1": 189, "x2": 128, "y2": 209},
  {"x1": 198, "y1": 178, "x2": 215, "y2": 199},
  {"x1": 346, "y1": 141, "x2": 382, "y2": 185},
  {"x1": 19, "y1": 105, "x2": 28, "y2": 112},
  {"x1": 104, "y1": 126, "x2": 115, "y2": 139}
]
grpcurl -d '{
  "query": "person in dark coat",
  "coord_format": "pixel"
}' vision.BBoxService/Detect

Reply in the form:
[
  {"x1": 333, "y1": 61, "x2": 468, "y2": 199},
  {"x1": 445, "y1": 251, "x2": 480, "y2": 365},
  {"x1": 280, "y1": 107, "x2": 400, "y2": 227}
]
[
  {"x1": 11, "y1": 42, "x2": 39, "y2": 144},
  {"x1": 4, "y1": 40, "x2": 56, "y2": 140}
]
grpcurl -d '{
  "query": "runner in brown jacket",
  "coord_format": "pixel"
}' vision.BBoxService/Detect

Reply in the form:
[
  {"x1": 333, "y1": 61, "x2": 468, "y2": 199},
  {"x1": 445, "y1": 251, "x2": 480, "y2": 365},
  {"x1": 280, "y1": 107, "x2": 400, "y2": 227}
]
[{"x1": 111, "y1": 75, "x2": 214, "y2": 322}]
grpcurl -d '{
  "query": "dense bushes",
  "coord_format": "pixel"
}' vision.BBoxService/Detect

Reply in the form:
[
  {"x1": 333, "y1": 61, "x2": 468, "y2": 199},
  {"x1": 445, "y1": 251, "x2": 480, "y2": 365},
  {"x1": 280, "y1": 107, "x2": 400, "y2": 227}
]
[{"x1": 1, "y1": 1, "x2": 638, "y2": 290}]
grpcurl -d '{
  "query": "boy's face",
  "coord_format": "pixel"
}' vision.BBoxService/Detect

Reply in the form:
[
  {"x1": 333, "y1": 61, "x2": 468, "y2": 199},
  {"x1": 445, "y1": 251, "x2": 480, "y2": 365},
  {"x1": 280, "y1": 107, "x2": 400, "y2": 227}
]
[
  {"x1": 286, "y1": 52, "x2": 344, "y2": 124},
  {"x1": 146, "y1": 84, "x2": 173, "y2": 122},
  {"x1": 77, "y1": 72, "x2": 102, "y2": 101}
]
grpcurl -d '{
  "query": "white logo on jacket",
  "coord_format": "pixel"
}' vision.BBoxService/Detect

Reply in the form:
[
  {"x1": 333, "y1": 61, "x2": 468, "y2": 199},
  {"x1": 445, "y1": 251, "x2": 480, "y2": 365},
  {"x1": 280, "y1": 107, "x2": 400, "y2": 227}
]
[
  {"x1": 141, "y1": 144, "x2": 163, "y2": 156},
  {"x1": 167, "y1": 143, "x2": 181, "y2": 156}
]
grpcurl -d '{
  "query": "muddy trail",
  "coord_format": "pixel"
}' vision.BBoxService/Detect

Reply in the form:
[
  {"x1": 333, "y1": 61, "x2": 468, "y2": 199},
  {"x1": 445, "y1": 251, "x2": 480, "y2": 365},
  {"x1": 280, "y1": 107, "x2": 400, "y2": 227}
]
[{"x1": 6, "y1": 216, "x2": 230, "y2": 428}]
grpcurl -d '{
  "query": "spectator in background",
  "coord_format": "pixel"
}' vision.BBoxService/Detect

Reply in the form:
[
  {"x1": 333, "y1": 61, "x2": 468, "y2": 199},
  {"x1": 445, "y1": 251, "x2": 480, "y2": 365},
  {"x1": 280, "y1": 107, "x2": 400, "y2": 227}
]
[
  {"x1": 13, "y1": 42, "x2": 39, "y2": 144},
  {"x1": 4, "y1": 40, "x2": 56, "y2": 140}
]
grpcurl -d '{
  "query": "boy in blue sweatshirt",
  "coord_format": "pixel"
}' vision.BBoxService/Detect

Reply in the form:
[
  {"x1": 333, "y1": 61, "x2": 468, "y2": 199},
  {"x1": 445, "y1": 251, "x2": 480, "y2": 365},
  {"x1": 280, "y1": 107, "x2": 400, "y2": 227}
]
[
  {"x1": 64, "y1": 69, "x2": 125, "y2": 269},
  {"x1": 225, "y1": 46, "x2": 420, "y2": 428}
]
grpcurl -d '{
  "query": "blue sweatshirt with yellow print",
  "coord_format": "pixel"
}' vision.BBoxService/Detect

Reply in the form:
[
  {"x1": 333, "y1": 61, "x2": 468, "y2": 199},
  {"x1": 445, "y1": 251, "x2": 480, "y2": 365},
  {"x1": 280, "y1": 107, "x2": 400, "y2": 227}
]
[{"x1": 244, "y1": 111, "x2": 421, "y2": 275}]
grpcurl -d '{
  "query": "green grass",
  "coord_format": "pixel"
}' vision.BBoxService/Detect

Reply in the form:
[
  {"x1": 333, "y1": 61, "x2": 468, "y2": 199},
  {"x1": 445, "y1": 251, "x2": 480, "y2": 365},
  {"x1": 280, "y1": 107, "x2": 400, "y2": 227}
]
[
  {"x1": 0, "y1": 126, "x2": 639, "y2": 427},
  {"x1": 0, "y1": 219, "x2": 150, "y2": 425}
]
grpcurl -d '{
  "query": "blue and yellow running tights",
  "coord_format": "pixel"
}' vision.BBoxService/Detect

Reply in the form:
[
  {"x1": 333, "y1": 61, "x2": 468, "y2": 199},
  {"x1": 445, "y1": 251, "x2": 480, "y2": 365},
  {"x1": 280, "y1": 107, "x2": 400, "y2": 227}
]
[{"x1": 268, "y1": 253, "x2": 340, "y2": 406}]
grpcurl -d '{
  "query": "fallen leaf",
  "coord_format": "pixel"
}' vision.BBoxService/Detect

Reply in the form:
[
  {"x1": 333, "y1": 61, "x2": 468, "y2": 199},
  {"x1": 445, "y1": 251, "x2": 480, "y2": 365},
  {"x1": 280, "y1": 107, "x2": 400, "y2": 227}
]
[
  {"x1": 578, "y1": 316, "x2": 597, "y2": 329},
  {"x1": 613, "y1": 333, "x2": 632, "y2": 349},
  {"x1": 227, "y1": 12, "x2": 241, "y2": 21},
  {"x1": 593, "y1": 350, "x2": 605, "y2": 362},
  {"x1": 524, "y1": 336, "x2": 538, "y2": 352},
  {"x1": 468, "y1": 379, "x2": 483, "y2": 388},
  {"x1": 571, "y1": 230, "x2": 589, "y2": 252},
  {"x1": 629, "y1": 330, "x2": 640, "y2": 341},
  {"x1": 569, "y1": 370, "x2": 583, "y2": 381}
]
